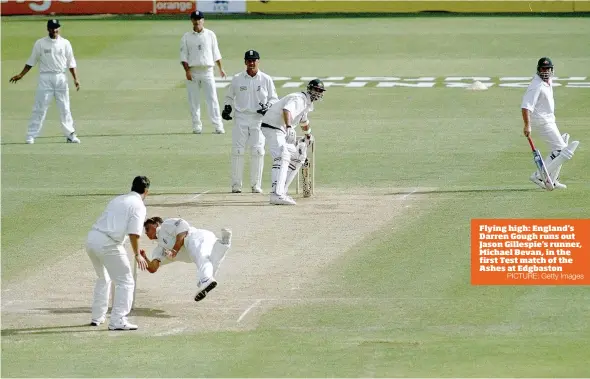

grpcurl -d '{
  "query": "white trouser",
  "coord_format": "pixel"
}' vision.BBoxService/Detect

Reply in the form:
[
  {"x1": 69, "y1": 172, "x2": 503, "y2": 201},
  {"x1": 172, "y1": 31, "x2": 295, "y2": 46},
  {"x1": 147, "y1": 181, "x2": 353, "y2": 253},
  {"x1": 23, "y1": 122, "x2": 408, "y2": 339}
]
[
  {"x1": 261, "y1": 125, "x2": 297, "y2": 196},
  {"x1": 184, "y1": 229, "x2": 230, "y2": 287},
  {"x1": 232, "y1": 112, "x2": 265, "y2": 189},
  {"x1": 28, "y1": 72, "x2": 76, "y2": 139},
  {"x1": 85, "y1": 230, "x2": 134, "y2": 325},
  {"x1": 186, "y1": 67, "x2": 223, "y2": 131},
  {"x1": 533, "y1": 120, "x2": 567, "y2": 152}
]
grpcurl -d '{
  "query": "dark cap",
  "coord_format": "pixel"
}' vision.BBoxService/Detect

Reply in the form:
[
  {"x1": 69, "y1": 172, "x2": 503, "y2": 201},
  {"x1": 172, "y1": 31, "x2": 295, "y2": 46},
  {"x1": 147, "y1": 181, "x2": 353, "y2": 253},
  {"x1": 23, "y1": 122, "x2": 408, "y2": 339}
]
[
  {"x1": 537, "y1": 57, "x2": 553, "y2": 68},
  {"x1": 244, "y1": 50, "x2": 260, "y2": 60},
  {"x1": 190, "y1": 10, "x2": 204, "y2": 19},
  {"x1": 47, "y1": 19, "x2": 60, "y2": 29}
]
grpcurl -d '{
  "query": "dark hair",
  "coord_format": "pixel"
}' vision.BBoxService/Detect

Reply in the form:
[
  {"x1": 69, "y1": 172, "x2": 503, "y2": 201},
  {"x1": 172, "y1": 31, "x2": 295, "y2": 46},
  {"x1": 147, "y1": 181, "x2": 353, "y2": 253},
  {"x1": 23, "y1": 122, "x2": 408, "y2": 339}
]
[
  {"x1": 144, "y1": 216, "x2": 163, "y2": 229},
  {"x1": 131, "y1": 176, "x2": 150, "y2": 194}
]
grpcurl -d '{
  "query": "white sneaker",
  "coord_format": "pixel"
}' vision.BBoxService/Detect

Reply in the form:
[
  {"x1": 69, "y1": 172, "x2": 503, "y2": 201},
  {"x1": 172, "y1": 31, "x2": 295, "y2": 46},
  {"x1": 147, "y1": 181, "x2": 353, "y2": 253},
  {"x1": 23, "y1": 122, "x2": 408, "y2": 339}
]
[
  {"x1": 529, "y1": 173, "x2": 547, "y2": 190},
  {"x1": 108, "y1": 320, "x2": 138, "y2": 331},
  {"x1": 25, "y1": 137, "x2": 34, "y2": 144},
  {"x1": 231, "y1": 185, "x2": 242, "y2": 193},
  {"x1": 66, "y1": 133, "x2": 80, "y2": 143},
  {"x1": 214, "y1": 128, "x2": 225, "y2": 134},
  {"x1": 90, "y1": 316, "x2": 106, "y2": 326},
  {"x1": 221, "y1": 228, "x2": 232, "y2": 245},
  {"x1": 252, "y1": 186, "x2": 263, "y2": 193},
  {"x1": 553, "y1": 181, "x2": 567, "y2": 189},
  {"x1": 193, "y1": 127, "x2": 202, "y2": 134},
  {"x1": 270, "y1": 193, "x2": 296, "y2": 205},
  {"x1": 195, "y1": 278, "x2": 217, "y2": 302}
]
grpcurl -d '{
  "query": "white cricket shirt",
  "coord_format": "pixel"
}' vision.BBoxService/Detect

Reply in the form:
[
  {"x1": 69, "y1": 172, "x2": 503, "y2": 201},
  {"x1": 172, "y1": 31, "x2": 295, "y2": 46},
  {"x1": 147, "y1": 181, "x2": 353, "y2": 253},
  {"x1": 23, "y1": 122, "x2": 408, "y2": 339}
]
[
  {"x1": 26, "y1": 36, "x2": 76, "y2": 74},
  {"x1": 151, "y1": 218, "x2": 194, "y2": 265},
  {"x1": 224, "y1": 70, "x2": 278, "y2": 114},
  {"x1": 521, "y1": 74, "x2": 555, "y2": 124},
  {"x1": 91, "y1": 192, "x2": 146, "y2": 244},
  {"x1": 261, "y1": 91, "x2": 313, "y2": 132},
  {"x1": 180, "y1": 28, "x2": 222, "y2": 68}
]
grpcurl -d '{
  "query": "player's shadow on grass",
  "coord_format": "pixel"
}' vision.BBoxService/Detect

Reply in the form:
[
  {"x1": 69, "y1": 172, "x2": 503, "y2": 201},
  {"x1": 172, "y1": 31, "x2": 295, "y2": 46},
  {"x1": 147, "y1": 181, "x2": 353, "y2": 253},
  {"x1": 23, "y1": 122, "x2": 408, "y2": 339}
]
[
  {"x1": 1, "y1": 324, "x2": 111, "y2": 336},
  {"x1": 35, "y1": 306, "x2": 174, "y2": 319},
  {"x1": 387, "y1": 187, "x2": 539, "y2": 196}
]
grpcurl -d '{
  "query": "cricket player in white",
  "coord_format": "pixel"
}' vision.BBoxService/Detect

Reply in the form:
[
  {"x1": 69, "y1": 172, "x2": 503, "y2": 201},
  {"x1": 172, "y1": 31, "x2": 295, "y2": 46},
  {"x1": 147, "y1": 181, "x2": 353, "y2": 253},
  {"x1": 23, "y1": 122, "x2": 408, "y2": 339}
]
[
  {"x1": 85, "y1": 176, "x2": 150, "y2": 330},
  {"x1": 261, "y1": 79, "x2": 325, "y2": 205},
  {"x1": 9, "y1": 19, "x2": 81, "y2": 145},
  {"x1": 141, "y1": 217, "x2": 232, "y2": 302},
  {"x1": 180, "y1": 10, "x2": 226, "y2": 134},
  {"x1": 223, "y1": 50, "x2": 279, "y2": 194},
  {"x1": 521, "y1": 57, "x2": 580, "y2": 189}
]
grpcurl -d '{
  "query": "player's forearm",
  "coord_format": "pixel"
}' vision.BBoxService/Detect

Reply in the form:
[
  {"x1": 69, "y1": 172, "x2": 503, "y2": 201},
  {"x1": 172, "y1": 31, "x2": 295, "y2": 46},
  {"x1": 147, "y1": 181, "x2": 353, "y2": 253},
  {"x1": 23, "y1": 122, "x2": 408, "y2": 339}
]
[
  {"x1": 181, "y1": 61, "x2": 190, "y2": 72},
  {"x1": 128, "y1": 234, "x2": 140, "y2": 256},
  {"x1": 282, "y1": 109, "x2": 292, "y2": 126},
  {"x1": 521, "y1": 108, "x2": 530, "y2": 126},
  {"x1": 215, "y1": 59, "x2": 223, "y2": 71},
  {"x1": 18, "y1": 65, "x2": 32, "y2": 77},
  {"x1": 69, "y1": 67, "x2": 78, "y2": 81},
  {"x1": 171, "y1": 232, "x2": 187, "y2": 253}
]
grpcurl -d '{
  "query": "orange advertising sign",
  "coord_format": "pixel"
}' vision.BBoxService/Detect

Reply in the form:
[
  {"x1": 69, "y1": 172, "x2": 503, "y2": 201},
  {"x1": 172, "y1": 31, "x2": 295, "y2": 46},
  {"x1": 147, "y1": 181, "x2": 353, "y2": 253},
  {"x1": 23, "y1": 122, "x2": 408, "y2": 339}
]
[{"x1": 471, "y1": 219, "x2": 590, "y2": 285}]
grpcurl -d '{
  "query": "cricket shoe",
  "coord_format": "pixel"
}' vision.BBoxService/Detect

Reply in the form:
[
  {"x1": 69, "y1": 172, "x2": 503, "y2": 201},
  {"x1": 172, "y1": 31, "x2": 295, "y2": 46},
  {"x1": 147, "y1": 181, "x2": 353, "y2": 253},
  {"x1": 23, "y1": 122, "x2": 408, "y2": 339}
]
[
  {"x1": 25, "y1": 137, "x2": 34, "y2": 144},
  {"x1": 195, "y1": 278, "x2": 217, "y2": 302},
  {"x1": 108, "y1": 319, "x2": 138, "y2": 331},
  {"x1": 553, "y1": 181, "x2": 567, "y2": 189},
  {"x1": 214, "y1": 128, "x2": 226, "y2": 134},
  {"x1": 232, "y1": 185, "x2": 242, "y2": 193},
  {"x1": 270, "y1": 193, "x2": 296, "y2": 205},
  {"x1": 252, "y1": 186, "x2": 263, "y2": 194},
  {"x1": 90, "y1": 316, "x2": 106, "y2": 326},
  {"x1": 66, "y1": 133, "x2": 80, "y2": 143},
  {"x1": 221, "y1": 228, "x2": 232, "y2": 245}
]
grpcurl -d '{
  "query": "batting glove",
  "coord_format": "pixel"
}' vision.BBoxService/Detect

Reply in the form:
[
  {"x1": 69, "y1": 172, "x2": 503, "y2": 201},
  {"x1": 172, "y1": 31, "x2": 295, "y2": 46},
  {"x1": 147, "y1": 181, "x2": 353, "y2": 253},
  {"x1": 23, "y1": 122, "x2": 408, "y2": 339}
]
[
  {"x1": 257, "y1": 102, "x2": 269, "y2": 116},
  {"x1": 286, "y1": 126, "x2": 297, "y2": 144}
]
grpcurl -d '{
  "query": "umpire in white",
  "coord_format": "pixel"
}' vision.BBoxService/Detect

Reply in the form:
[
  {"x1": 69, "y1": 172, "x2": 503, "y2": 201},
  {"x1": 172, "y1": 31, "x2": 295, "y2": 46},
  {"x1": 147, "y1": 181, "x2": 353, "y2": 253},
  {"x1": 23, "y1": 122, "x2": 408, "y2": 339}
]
[
  {"x1": 9, "y1": 19, "x2": 81, "y2": 144},
  {"x1": 180, "y1": 10, "x2": 226, "y2": 134},
  {"x1": 223, "y1": 50, "x2": 278, "y2": 193}
]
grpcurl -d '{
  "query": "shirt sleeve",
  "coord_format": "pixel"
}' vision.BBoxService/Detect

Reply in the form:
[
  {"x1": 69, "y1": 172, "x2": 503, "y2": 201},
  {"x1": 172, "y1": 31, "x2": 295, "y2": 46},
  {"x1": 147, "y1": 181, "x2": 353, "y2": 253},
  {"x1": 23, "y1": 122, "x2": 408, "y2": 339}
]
[
  {"x1": 224, "y1": 76, "x2": 236, "y2": 106},
  {"x1": 267, "y1": 77, "x2": 279, "y2": 105},
  {"x1": 283, "y1": 97, "x2": 305, "y2": 117},
  {"x1": 521, "y1": 82, "x2": 541, "y2": 112},
  {"x1": 180, "y1": 34, "x2": 188, "y2": 63},
  {"x1": 66, "y1": 41, "x2": 77, "y2": 69},
  {"x1": 126, "y1": 204, "x2": 146, "y2": 236},
  {"x1": 151, "y1": 246, "x2": 167, "y2": 262},
  {"x1": 173, "y1": 218, "x2": 191, "y2": 235},
  {"x1": 25, "y1": 41, "x2": 41, "y2": 67},
  {"x1": 211, "y1": 32, "x2": 222, "y2": 62}
]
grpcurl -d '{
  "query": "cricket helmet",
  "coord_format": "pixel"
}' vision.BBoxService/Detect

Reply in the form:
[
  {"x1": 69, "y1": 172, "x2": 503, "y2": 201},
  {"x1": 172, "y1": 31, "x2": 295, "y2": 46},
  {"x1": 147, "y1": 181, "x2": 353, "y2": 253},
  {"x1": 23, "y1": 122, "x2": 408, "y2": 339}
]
[
  {"x1": 537, "y1": 57, "x2": 554, "y2": 80},
  {"x1": 307, "y1": 79, "x2": 326, "y2": 102}
]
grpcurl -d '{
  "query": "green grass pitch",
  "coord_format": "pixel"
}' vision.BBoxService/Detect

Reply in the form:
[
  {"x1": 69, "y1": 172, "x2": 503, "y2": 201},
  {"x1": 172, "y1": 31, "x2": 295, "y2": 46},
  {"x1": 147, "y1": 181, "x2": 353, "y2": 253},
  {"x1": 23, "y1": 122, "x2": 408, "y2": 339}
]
[{"x1": 1, "y1": 15, "x2": 589, "y2": 377}]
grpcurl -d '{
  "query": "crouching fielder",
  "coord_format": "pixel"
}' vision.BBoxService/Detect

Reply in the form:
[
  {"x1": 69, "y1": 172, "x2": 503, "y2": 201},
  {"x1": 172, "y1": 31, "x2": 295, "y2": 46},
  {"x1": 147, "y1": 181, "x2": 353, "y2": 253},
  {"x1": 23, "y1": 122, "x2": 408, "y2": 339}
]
[
  {"x1": 141, "y1": 217, "x2": 232, "y2": 302},
  {"x1": 521, "y1": 57, "x2": 579, "y2": 190},
  {"x1": 260, "y1": 79, "x2": 326, "y2": 205}
]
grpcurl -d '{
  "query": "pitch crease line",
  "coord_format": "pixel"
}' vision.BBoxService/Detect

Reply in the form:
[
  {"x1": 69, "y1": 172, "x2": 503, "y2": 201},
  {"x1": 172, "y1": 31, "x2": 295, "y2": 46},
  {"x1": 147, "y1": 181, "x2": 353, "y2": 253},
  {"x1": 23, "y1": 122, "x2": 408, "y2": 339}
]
[
  {"x1": 237, "y1": 299, "x2": 263, "y2": 323},
  {"x1": 188, "y1": 190, "x2": 210, "y2": 202}
]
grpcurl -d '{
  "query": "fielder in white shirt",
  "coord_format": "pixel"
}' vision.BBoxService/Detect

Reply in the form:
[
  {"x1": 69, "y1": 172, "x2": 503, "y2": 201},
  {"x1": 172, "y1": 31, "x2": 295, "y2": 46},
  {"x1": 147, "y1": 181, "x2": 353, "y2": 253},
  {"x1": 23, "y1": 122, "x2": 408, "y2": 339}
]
[
  {"x1": 141, "y1": 217, "x2": 232, "y2": 302},
  {"x1": 261, "y1": 79, "x2": 326, "y2": 205},
  {"x1": 180, "y1": 10, "x2": 226, "y2": 134},
  {"x1": 521, "y1": 57, "x2": 579, "y2": 190},
  {"x1": 85, "y1": 176, "x2": 150, "y2": 331},
  {"x1": 9, "y1": 19, "x2": 81, "y2": 145},
  {"x1": 222, "y1": 50, "x2": 279, "y2": 194}
]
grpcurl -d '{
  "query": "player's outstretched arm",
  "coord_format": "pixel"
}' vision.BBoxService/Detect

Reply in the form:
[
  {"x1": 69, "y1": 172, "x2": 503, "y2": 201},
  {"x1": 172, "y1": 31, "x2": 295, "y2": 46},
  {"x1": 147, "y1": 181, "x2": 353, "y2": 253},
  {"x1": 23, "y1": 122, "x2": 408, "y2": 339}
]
[{"x1": 140, "y1": 250, "x2": 160, "y2": 273}]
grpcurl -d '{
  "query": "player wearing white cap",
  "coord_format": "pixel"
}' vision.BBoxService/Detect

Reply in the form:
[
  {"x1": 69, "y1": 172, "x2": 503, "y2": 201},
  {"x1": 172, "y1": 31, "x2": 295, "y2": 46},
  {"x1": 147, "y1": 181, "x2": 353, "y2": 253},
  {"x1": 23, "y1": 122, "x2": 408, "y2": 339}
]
[
  {"x1": 223, "y1": 49, "x2": 278, "y2": 194},
  {"x1": 141, "y1": 217, "x2": 232, "y2": 302},
  {"x1": 9, "y1": 19, "x2": 81, "y2": 144},
  {"x1": 180, "y1": 10, "x2": 226, "y2": 134},
  {"x1": 260, "y1": 79, "x2": 325, "y2": 205},
  {"x1": 521, "y1": 57, "x2": 579, "y2": 189}
]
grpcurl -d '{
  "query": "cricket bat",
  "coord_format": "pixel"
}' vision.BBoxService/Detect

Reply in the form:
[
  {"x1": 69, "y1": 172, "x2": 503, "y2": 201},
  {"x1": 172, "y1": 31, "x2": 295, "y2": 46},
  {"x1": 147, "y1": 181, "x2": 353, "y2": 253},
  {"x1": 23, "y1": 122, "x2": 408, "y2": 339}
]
[{"x1": 527, "y1": 136, "x2": 554, "y2": 191}]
